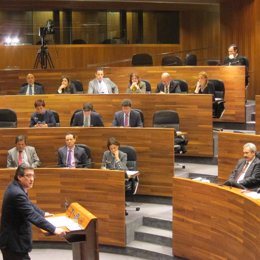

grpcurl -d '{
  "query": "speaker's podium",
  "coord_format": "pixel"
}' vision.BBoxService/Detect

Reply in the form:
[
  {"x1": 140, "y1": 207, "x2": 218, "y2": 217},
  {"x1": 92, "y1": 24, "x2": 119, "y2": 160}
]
[{"x1": 45, "y1": 202, "x2": 99, "y2": 260}]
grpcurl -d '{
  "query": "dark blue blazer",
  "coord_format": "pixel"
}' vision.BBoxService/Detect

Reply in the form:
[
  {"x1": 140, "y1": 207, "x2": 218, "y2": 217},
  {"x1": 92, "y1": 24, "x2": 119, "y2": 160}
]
[
  {"x1": 156, "y1": 80, "x2": 181, "y2": 93},
  {"x1": 72, "y1": 111, "x2": 104, "y2": 127},
  {"x1": 19, "y1": 84, "x2": 45, "y2": 95},
  {"x1": 30, "y1": 110, "x2": 56, "y2": 127},
  {"x1": 0, "y1": 180, "x2": 55, "y2": 253},
  {"x1": 57, "y1": 145, "x2": 90, "y2": 168},
  {"x1": 112, "y1": 109, "x2": 143, "y2": 127}
]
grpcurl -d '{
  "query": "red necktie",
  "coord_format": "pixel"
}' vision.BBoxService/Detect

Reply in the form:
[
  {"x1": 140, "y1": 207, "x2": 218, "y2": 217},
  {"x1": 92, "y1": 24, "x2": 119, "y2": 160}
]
[
  {"x1": 124, "y1": 113, "x2": 128, "y2": 127},
  {"x1": 236, "y1": 162, "x2": 249, "y2": 181},
  {"x1": 18, "y1": 151, "x2": 23, "y2": 165}
]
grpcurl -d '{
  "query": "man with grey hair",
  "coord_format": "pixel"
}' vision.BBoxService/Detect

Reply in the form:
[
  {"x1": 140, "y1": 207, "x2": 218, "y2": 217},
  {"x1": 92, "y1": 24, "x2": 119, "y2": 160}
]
[
  {"x1": 224, "y1": 143, "x2": 260, "y2": 189},
  {"x1": 156, "y1": 72, "x2": 181, "y2": 94}
]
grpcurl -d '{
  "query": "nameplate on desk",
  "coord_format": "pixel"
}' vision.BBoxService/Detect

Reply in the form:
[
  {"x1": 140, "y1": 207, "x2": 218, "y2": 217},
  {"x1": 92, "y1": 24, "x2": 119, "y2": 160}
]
[{"x1": 46, "y1": 215, "x2": 83, "y2": 231}]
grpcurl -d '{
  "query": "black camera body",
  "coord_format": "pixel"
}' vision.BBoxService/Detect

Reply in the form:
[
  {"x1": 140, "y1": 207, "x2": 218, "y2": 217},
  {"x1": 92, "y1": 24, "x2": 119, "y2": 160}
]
[{"x1": 39, "y1": 20, "x2": 55, "y2": 37}]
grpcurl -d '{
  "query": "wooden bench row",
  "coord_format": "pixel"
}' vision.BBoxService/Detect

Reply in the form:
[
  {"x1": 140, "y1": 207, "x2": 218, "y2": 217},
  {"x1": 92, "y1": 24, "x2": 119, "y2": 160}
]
[
  {"x1": 0, "y1": 127, "x2": 175, "y2": 197},
  {"x1": 173, "y1": 177, "x2": 260, "y2": 259},
  {"x1": 0, "y1": 65, "x2": 245, "y2": 123},
  {"x1": 0, "y1": 168, "x2": 126, "y2": 247},
  {"x1": 0, "y1": 94, "x2": 214, "y2": 157}
]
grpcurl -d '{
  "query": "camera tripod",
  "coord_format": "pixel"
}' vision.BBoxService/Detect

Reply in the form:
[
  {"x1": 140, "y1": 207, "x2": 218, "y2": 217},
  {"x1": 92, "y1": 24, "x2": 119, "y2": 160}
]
[{"x1": 33, "y1": 44, "x2": 54, "y2": 69}]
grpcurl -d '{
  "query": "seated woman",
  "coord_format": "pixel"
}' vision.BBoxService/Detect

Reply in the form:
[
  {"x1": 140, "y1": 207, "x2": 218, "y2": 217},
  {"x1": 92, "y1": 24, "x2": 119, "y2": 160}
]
[
  {"x1": 101, "y1": 137, "x2": 128, "y2": 170},
  {"x1": 57, "y1": 76, "x2": 77, "y2": 94},
  {"x1": 126, "y1": 73, "x2": 146, "y2": 94},
  {"x1": 30, "y1": 99, "x2": 56, "y2": 127},
  {"x1": 194, "y1": 71, "x2": 215, "y2": 97}
]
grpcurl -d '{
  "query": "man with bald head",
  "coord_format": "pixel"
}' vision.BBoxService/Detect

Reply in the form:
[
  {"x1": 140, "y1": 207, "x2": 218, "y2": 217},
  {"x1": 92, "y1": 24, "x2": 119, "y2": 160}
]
[
  {"x1": 156, "y1": 72, "x2": 181, "y2": 94},
  {"x1": 19, "y1": 73, "x2": 45, "y2": 95}
]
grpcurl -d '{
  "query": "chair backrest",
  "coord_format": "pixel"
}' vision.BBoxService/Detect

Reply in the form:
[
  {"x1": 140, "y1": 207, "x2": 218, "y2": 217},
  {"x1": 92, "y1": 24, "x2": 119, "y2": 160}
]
[
  {"x1": 0, "y1": 109, "x2": 17, "y2": 128},
  {"x1": 161, "y1": 55, "x2": 183, "y2": 66},
  {"x1": 208, "y1": 79, "x2": 225, "y2": 99},
  {"x1": 76, "y1": 144, "x2": 92, "y2": 168},
  {"x1": 185, "y1": 53, "x2": 197, "y2": 65},
  {"x1": 142, "y1": 80, "x2": 152, "y2": 93},
  {"x1": 132, "y1": 108, "x2": 144, "y2": 126},
  {"x1": 152, "y1": 110, "x2": 180, "y2": 130},
  {"x1": 132, "y1": 53, "x2": 153, "y2": 66},
  {"x1": 70, "y1": 109, "x2": 83, "y2": 126},
  {"x1": 207, "y1": 60, "x2": 220, "y2": 66},
  {"x1": 119, "y1": 145, "x2": 137, "y2": 171},
  {"x1": 72, "y1": 39, "x2": 87, "y2": 44},
  {"x1": 173, "y1": 79, "x2": 188, "y2": 93},
  {"x1": 71, "y1": 80, "x2": 83, "y2": 93},
  {"x1": 50, "y1": 110, "x2": 60, "y2": 127}
]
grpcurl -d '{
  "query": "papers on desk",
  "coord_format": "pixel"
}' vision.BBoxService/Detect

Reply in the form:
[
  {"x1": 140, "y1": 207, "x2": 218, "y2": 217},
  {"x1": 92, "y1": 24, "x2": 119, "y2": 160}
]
[
  {"x1": 126, "y1": 170, "x2": 139, "y2": 177},
  {"x1": 243, "y1": 191, "x2": 260, "y2": 199},
  {"x1": 192, "y1": 177, "x2": 210, "y2": 183},
  {"x1": 46, "y1": 216, "x2": 82, "y2": 231}
]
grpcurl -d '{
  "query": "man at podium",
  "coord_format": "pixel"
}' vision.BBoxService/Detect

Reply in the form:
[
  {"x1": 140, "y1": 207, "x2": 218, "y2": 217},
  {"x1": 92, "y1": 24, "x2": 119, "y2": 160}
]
[{"x1": 0, "y1": 165, "x2": 66, "y2": 260}]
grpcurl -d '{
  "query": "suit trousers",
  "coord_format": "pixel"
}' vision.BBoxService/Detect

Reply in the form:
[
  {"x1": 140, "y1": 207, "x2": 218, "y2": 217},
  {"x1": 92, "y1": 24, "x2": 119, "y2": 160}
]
[{"x1": 1, "y1": 248, "x2": 30, "y2": 260}]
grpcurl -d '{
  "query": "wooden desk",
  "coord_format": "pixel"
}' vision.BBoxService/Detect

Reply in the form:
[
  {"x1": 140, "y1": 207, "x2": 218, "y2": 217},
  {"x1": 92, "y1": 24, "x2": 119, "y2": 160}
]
[
  {"x1": 0, "y1": 168, "x2": 125, "y2": 247},
  {"x1": 218, "y1": 132, "x2": 260, "y2": 182},
  {"x1": 0, "y1": 127, "x2": 174, "y2": 197},
  {"x1": 0, "y1": 94, "x2": 213, "y2": 157},
  {"x1": 172, "y1": 177, "x2": 260, "y2": 260},
  {"x1": 0, "y1": 65, "x2": 245, "y2": 122}
]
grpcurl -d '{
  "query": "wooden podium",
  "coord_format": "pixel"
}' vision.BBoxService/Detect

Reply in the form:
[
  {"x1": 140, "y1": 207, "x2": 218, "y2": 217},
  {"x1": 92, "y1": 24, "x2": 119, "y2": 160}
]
[{"x1": 45, "y1": 202, "x2": 99, "y2": 260}]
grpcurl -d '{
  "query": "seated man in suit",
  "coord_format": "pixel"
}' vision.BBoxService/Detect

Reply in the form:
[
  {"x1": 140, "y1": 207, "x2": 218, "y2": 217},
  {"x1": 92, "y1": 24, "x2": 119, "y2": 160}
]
[
  {"x1": 156, "y1": 72, "x2": 181, "y2": 94},
  {"x1": 71, "y1": 102, "x2": 104, "y2": 127},
  {"x1": 88, "y1": 68, "x2": 119, "y2": 94},
  {"x1": 224, "y1": 143, "x2": 260, "y2": 189},
  {"x1": 7, "y1": 135, "x2": 41, "y2": 168},
  {"x1": 112, "y1": 99, "x2": 143, "y2": 127},
  {"x1": 30, "y1": 99, "x2": 56, "y2": 127},
  {"x1": 19, "y1": 73, "x2": 45, "y2": 95},
  {"x1": 57, "y1": 133, "x2": 90, "y2": 168},
  {"x1": 223, "y1": 44, "x2": 249, "y2": 86}
]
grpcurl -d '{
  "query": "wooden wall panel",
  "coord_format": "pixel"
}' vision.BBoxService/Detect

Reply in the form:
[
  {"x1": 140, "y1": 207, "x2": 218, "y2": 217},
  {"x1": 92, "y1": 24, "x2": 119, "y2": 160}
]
[
  {"x1": 172, "y1": 177, "x2": 260, "y2": 260},
  {"x1": 0, "y1": 94, "x2": 213, "y2": 157},
  {"x1": 0, "y1": 168, "x2": 126, "y2": 247},
  {"x1": 218, "y1": 132, "x2": 260, "y2": 182},
  {"x1": 255, "y1": 95, "x2": 260, "y2": 134},
  {"x1": 0, "y1": 127, "x2": 175, "y2": 197},
  {"x1": 0, "y1": 65, "x2": 245, "y2": 123}
]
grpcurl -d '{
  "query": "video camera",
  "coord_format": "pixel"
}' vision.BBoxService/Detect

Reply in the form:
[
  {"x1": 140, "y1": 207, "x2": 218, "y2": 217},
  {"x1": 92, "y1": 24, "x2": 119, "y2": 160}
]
[{"x1": 39, "y1": 19, "x2": 55, "y2": 38}]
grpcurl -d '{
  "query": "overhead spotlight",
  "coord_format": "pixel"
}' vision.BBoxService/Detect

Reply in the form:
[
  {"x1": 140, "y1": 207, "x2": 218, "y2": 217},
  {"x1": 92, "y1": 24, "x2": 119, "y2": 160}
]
[{"x1": 4, "y1": 36, "x2": 20, "y2": 46}]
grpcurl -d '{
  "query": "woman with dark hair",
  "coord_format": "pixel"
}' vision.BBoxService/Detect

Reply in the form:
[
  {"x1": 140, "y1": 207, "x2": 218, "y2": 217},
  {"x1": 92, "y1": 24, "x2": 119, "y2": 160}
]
[
  {"x1": 30, "y1": 99, "x2": 56, "y2": 127},
  {"x1": 126, "y1": 73, "x2": 146, "y2": 93},
  {"x1": 101, "y1": 137, "x2": 128, "y2": 170},
  {"x1": 57, "y1": 76, "x2": 77, "y2": 94}
]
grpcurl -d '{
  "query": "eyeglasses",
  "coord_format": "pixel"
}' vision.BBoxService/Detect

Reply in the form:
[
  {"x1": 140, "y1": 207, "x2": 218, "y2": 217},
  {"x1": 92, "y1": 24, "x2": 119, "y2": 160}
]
[{"x1": 23, "y1": 174, "x2": 35, "y2": 179}]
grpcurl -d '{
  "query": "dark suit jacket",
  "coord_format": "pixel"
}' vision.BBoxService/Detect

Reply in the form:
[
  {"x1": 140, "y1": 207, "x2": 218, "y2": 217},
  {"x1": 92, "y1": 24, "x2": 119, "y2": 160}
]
[
  {"x1": 227, "y1": 157, "x2": 260, "y2": 189},
  {"x1": 57, "y1": 145, "x2": 90, "y2": 168},
  {"x1": 0, "y1": 180, "x2": 55, "y2": 253},
  {"x1": 19, "y1": 84, "x2": 44, "y2": 95},
  {"x1": 112, "y1": 110, "x2": 143, "y2": 127},
  {"x1": 71, "y1": 111, "x2": 104, "y2": 127},
  {"x1": 30, "y1": 110, "x2": 56, "y2": 127},
  {"x1": 156, "y1": 80, "x2": 181, "y2": 93},
  {"x1": 196, "y1": 81, "x2": 215, "y2": 99}
]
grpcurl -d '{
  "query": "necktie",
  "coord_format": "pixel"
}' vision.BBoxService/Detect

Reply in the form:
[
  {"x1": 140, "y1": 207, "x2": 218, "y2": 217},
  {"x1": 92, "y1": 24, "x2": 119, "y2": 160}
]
[
  {"x1": 165, "y1": 85, "x2": 169, "y2": 93},
  {"x1": 84, "y1": 116, "x2": 89, "y2": 127},
  {"x1": 18, "y1": 151, "x2": 23, "y2": 165},
  {"x1": 124, "y1": 113, "x2": 128, "y2": 127},
  {"x1": 67, "y1": 149, "x2": 72, "y2": 167},
  {"x1": 29, "y1": 85, "x2": 33, "y2": 95},
  {"x1": 236, "y1": 162, "x2": 249, "y2": 181}
]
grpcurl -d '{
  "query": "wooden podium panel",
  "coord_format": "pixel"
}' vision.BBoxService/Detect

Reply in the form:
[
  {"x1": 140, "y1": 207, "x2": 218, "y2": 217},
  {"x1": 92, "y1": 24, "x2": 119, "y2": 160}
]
[
  {"x1": 0, "y1": 168, "x2": 125, "y2": 247},
  {"x1": 0, "y1": 65, "x2": 245, "y2": 122},
  {"x1": 0, "y1": 93, "x2": 213, "y2": 157},
  {"x1": 218, "y1": 132, "x2": 260, "y2": 182},
  {"x1": 0, "y1": 127, "x2": 174, "y2": 196},
  {"x1": 172, "y1": 177, "x2": 260, "y2": 260}
]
